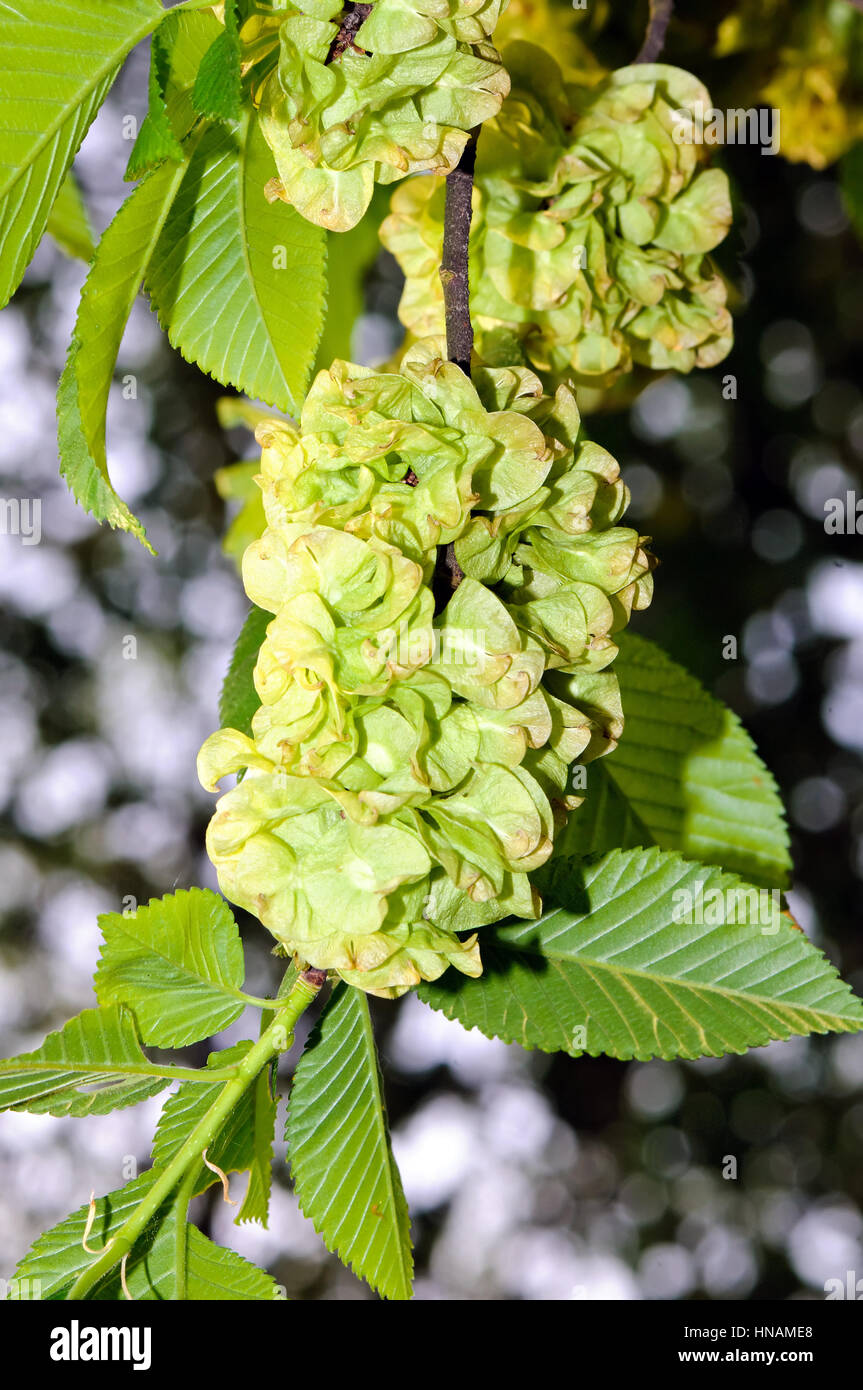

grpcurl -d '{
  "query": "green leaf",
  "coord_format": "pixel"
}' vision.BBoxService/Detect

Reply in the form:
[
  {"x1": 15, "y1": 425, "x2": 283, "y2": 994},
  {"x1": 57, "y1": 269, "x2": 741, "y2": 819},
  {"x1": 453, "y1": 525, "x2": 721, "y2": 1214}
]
[
  {"x1": 288, "y1": 983, "x2": 413, "y2": 1300},
  {"x1": 11, "y1": 1173, "x2": 160, "y2": 1300},
  {"x1": 94, "y1": 888, "x2": 249, "y2": 1048},
  {"x1": 151, "y1": 1043, "x2": 253, "y2": 1184},
  {"x1": 151, "y1": 1040, "x2": 277, "y2": 1224},
  {"x1": 146, "y1": 116, "x2": 327, "y2": 411},
  {"x1": 139, "y1": 7, "x2": 225, "y2": 158},
  {"x1": 420, "y1": 847, "x2": 863, "y2": 1061},
  {"x1": 220, "y1": 605, "x2": 270, "y2": 735},
  {"x1": 0, "y1": 0, "x2": 164, "y2": 307},
  {"x1": 555, "y1": 633, "x2": 791, "y2": 889},
  {"x1": 58, "y1": 156, "x2": 193, "y2": 553},
  {"x1": 177, "y1": 1222, "x2": 282, "y2": 1300},
  {"x1": 11, "y1": 1176, "x2": 281, "y2": 1300},
  {"x1": 237, "y1": 1063, "x2": 278, "y2": 1226},
  {"x1": 192, "y1": 0, "x2": 241, "y2": 123},
  {"x1": 44, "y1": 169, "x2": 94, "y2": 262},
  {"x1": 0, "y1": 1005, "x2": 177, "y2": 1117},
  {"x1": 56, "y1": 12, "x2": 228, "y2": 549},
  {"x1": 125, "y1": 14, "x2": 186, "y2": 182}
]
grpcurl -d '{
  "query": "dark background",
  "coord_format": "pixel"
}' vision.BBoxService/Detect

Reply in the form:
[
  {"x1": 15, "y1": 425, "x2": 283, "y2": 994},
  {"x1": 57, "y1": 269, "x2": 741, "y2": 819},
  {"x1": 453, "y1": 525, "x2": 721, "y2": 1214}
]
[{"x1": 1, "y1": 1, "x2": 862, "y2": 1299}]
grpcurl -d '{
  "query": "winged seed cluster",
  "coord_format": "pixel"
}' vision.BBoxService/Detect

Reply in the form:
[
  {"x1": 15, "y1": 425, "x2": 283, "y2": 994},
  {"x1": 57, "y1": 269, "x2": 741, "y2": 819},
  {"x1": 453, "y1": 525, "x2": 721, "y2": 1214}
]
[
  {"x1": 248, "y1": 0, "x2": 510, "y2": 229},
  {"x1": 381, "y1": 45, "x2": 734, "y2": 388},
  {"x1": 198, "y1": 343, "x2": 653, "y2": 994}
]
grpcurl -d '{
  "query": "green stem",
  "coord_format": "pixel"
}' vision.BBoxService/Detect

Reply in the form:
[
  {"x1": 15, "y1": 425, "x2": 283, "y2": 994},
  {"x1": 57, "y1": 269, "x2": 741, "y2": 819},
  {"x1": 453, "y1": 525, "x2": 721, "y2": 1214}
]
[
  {"x1": 66, "y1": 970, "x2": 325, "y2": 1301},
  {"x1": 222, "y1": 986, "x2": 297, "y2": 1011}
]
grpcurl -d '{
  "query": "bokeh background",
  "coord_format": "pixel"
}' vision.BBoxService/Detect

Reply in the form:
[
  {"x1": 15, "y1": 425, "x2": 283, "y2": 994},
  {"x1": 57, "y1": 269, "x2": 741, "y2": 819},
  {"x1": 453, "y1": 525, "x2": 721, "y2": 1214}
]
[{"x1": 2, "y1": 2, "x2": 863, "y2": 1300}]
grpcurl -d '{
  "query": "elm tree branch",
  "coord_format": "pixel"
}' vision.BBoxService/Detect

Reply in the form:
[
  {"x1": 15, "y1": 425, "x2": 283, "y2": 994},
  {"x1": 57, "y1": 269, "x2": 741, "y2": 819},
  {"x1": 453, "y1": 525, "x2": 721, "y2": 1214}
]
[
  {"x1": 440, "y1": 130, "x2": 478, "y2": 375},
  {"x1": 429, "y1": 130, "x2": 481, "y2": 605},
  {"x1": 326, "y1": 2, "x2": 373, "y2": 64}
]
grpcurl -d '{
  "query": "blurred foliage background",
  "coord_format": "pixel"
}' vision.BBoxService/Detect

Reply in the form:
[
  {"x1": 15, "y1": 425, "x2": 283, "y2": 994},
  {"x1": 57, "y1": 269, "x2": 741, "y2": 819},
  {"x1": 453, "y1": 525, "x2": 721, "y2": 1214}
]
[{"x1": 2, "y1": 0, "x2": 863, "y2": 1300}]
